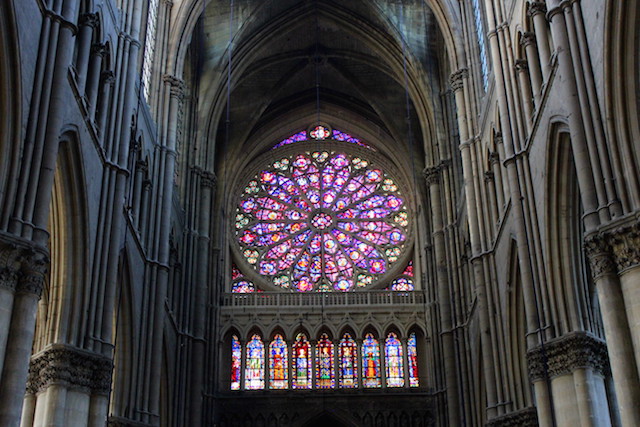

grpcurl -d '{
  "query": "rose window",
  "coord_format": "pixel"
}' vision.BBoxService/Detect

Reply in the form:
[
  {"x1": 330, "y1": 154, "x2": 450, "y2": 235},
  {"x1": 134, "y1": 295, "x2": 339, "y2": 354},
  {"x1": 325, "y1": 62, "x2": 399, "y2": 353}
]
[{"x1": 235, "y1": 149, "x2": 411, "y2": 292}]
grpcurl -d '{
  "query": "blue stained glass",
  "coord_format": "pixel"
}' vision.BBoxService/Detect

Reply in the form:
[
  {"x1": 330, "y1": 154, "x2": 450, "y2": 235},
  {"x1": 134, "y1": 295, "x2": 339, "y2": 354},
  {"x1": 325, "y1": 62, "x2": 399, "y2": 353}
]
[
  {"x1": 292, "y1": 334, "x2": 312, "y2": 389},
  {"x1": 362, "y1": 333, "x2": 381, "y2": 388},
  {"x1": 408, "y1": 333, "x2": 419, "y2": 387},
  {"x1": 385, "y1": 332, "x2": 404, "y2": 387},
  {"x1": 316, "y1": 334, "x2": 335, "y2": 388},
  {"x1": 245, "y1": 335, "x2": 265, "y2": 390},
  {"x1": 269, "y1": 335, "x2": 288, "y2": 389},
  {"x1": 339, "y1": 333, "x2": 358, "y2": 388},
  {"x1": 231, "y1": 336, "x2": 241, "y2": 390}
]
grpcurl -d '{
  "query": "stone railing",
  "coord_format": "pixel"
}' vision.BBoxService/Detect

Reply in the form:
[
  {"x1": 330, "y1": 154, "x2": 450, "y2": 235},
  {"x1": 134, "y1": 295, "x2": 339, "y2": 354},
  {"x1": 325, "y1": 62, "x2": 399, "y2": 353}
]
[{"x1": 221, "y1": 290, "x2": 426, "y2": 307}]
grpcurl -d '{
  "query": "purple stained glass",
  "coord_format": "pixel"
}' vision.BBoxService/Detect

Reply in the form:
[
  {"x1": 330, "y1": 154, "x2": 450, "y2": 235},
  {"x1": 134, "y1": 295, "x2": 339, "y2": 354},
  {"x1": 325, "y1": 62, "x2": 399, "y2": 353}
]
[
  {"x1": 408, "y1": 332, "x2": 419, "y2": 387},
  {"x1": 245, "y1": 335, "x2": 265, "y2": 390},
  {"x1": 231, "y1": 336, "x2": 241, "y2": 390},
  {"x1": 236, "y1": 151, "x2": 409, "y2": 292},
  {"x1": 272, "y1": 128, "x2": 375, "y2": 150}
]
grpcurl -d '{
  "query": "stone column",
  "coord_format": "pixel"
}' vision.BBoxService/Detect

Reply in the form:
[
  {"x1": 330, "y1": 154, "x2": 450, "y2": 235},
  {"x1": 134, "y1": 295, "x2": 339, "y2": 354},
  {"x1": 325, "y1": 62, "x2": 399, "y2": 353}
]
[
  {"x1": 527, "y1": 333, "x2": 613, "y2": 427},
  {"x1": 0, "y1": 243, "x2": 22, "y2": 376},
  {"x1": 528, "y1": 2, "x2": 552, "y2": 81},
  {"x1": 585, "y1": 233, "x2": 640, "y2": 426},
  {"x1": 74, "y1": 13, "x2": 99, "y2": 94},
  {"x1": 514, "y1": 59, "x2": 534, "y2": 129},
  {"x1": 86, "y1": 43, "x2": 107, "y2": 120},
  {"x1": 520, "y1": 33, "x2": 543, "y2": 106},
  {"x1": 0, "y1": 257, "x2": 47, "y2": 427},
  {"x1": 95, "y1": 71, "x2": 115, "y2": 140},
  {"x1": 424, "y1": 163, "x2": 460, "y2": 426}
]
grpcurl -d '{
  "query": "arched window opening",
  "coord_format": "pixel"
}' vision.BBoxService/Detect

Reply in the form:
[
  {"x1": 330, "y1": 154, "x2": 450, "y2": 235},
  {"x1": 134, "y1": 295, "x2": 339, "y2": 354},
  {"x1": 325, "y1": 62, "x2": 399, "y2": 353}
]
[
  {"x1": 389, "y1": 261, "x2": 414, "y2": 291},
  {"x1": 231, "y1": 263, "x2": 255, "y2": 293},
  {"x1": 316, "y1": 333, "x2": 335, "y2": 389},
  {"x1": 338, "y1": 333, "x2": 358, "y2": 388},
  {"x1": 231, "y1": 335, "x2": 241, "y2": 390},
  {"x1": 273, "y1": 125, "x2": 375, "y2": 151},
  {"x1": 245, "y1": 334, "x2": 265, "y2": 390},
  {"x1": 269, "y1": 334, "x2": 288, "y2": 389},
  {"x1": 385, "y1": 332, "x2": 404, "y2": 387},
  {"x1": 407, "y1": 332, "x2": 419, "y2": 387},
  {"x1": 292, "y1": 333, "x2": 312, "y2": 389},
  {"x1": 362, "y1": 333, "x2": 381, "y2": 388},
  {"x1": 142, "y1": 0, "x2": 159, "y2": 101},
  {"x1": 471, "y1": 0, "x2": 489, "y2": 91}
]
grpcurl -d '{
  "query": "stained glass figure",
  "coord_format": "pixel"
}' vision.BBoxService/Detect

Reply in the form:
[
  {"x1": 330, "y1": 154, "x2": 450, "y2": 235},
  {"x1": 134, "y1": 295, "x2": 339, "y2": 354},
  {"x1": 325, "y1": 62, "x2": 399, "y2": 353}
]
[
  {"x1": 338, "y1": 333, "x2": 358, "y2": 388},
  {"x1": 231, "y1": 263, "x2": 255, "y2": 293},
  {"x1": 292, "y1": 333, "x2": 312, "y2": 389},
  {"x1": 362, "y1": 333, "x2": 381, "y2": 388},
  {"x1": 408, "y1": 332, "x2": 419, "y2": 387},
  {"x1": 269, "y1": 334, "x2": 288, "y2": 389},
  {"x1": 316, "y1": 333, "x2": 335, "y2": 388},
  {"x1": 236, "y1": 150, "x2": 410, "y2": 292},
  {"x1": 385, "y1": 332, "x2": 405, "y2": 387},
  {"x1": 231, "y1": 335, "x2": 241, "y2": 390},
  {"x1": 245, "y1": 334, "x2": 265, "y2": 390}
]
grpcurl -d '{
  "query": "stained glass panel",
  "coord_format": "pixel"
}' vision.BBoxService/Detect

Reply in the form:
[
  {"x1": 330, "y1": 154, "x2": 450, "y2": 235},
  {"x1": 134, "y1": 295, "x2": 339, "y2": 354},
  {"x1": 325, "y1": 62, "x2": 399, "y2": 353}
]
[
  {"x1": 231, "y1": 263, "x2": 255, "y2": 293},
  {"x1": 272, "y1": 129, "x2": 374, "y2": 150},
  {"x1": 269, "y1": 334, "x2": 288, "y2": 389},
  {"x1": 316, "y1": 334, "x2": 335, "y2": 388},
  {"x1": 231, "y1": 335, "x2": 241, "y2": 390},
  {"x1": 245, "y1": 335, "x2": 265, "y2": 390},
  {"x1": 339, "y1": 333, "x2": 358, "y2": 388},
  {"x1": 292, "y1": 334, "x2": 312, "y2": 389},
  {"x1": 385, "y1": 332, "x2": 404, "y2": 387},
  {"x1": 236, "y1": 151, "x2": 410, "y2": 292},
  {"x1": 362, "y1": 333, "x2": 381, "y2": 388},
  {"x1": 408, "y1": 332, "x2": 419, "y2": 387}
]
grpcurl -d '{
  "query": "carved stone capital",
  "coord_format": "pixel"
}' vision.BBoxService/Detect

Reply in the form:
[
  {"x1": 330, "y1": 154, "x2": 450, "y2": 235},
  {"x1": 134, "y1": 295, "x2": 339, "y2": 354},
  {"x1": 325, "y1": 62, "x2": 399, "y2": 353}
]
[
  {"x1": 515, "y1": 59, "x2": 529, "y2": 72},
  {"x1": 520, "y1": 32, "x2": 537, "y2": 48},
  {"x1": 484, "y1": 171, "x2": 494, "y2": 182},
  {"x1": 101, "y1": 70, "x2": 115, "y2": 85},
  {"x1": 528, "y1": 2, "x2": 547, "y2": 17},
  {"x1": 449, "y1": 68, "x2": 468, "y2": 92},
  {"x1": 584, "y1": 235, "x2": 616, "y2": 279},
  {"x1": 27, "y1": 345, "x2": 113, "y2": 395},
  {"x1": 489, "y1": 151, "x2": 501, "y2": 165},
  {"x1": 91, "y1": 42, "x2": 108, "y2": 57},
  {"x1": 163, "y1": 74, "x2": 185, "y2": 99},
  {"x1": 608, "y1": 223, "x2": 640, "y2": 273},
  {"x1": 423, "y1": 165, "x2": 441, "y2": 186},
  {"x1": 79, "y1": 12, "x2": 99, "y2": 29},
  {"x1": 201, "y1": 172, "x2": 217, "y2": 189},
  {"x1": 16, "y1": 254, "x2": 48, "y2": 297},
  {"x1": 527, "y1": 332, "x2": 609, "y2": 381},
  {"x1": 136, "y1": 159, "x2": 149, "y2": 173},
  {"x1": 487, "y1": 407, "x2": 538, "y2": 427}
]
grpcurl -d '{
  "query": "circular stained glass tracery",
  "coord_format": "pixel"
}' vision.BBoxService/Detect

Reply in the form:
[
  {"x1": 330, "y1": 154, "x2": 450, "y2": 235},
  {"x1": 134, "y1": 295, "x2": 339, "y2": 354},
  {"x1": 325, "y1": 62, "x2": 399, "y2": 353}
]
[{"x1": 235, "y1": 150, "x2": 410, "y2": 292}]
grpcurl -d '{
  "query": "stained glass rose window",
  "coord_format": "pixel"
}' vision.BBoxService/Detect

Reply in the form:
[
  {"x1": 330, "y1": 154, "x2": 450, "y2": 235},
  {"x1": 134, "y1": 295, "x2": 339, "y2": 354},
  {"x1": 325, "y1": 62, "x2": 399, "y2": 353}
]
[{"x1": 235, "y1": 148, "x2": 411, "y2": 292}]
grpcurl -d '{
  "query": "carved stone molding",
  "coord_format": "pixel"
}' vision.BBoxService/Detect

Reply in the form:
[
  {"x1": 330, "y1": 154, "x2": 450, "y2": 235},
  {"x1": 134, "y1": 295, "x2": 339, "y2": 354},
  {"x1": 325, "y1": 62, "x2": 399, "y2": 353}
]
[
  {"x1": 449, "y1": 68, "x2": 469, "y2": 92},
  {"x1": 91, "y1": 42, "x2": 108, "y2": 57},
  {"x1": 423, "y1": 165, "x2": 441, "y2": 186},
  {"x1": 27, "y1": 345, "x2": 113, "y2": 395},
  {"x1": 584, "y1": 234, "x2": 616, "y2": 279},
  {"x1": 101, "y1": 70, "x2": 116, "y2": 86},
  {"x1": 79, "y1": 13, "x2": 99, "y2": 29},
  {"x1": 136, "y1": 159, "x2": 149, "y2": 173},
  {"x1": 528, "y1": 2, "x2": 547, "y2": 17},
  {"x1": 515, "y1": 59, "x2": 529, "y2": 72},
  {"x1": 489, "y1": 151, "x2": 501, "y2": 165},
  {"x1": 520, "y1": 32, "x2": 537, "y2": 48},
  {"x1": 527, "y1": 332, "x2": 609, "y2": 381},
  {"x1": 201, "y1": 172, "x2": 217, "y2": 189},
  {"x1": 487, "y1": 407, "x2": 538, "y2": 427},
  {"x1": 608, "y1": 223, "x2": 640, "y2": 273},
  {"x1": 164, "y1": 74, "x2": 185, "y2": 99}
]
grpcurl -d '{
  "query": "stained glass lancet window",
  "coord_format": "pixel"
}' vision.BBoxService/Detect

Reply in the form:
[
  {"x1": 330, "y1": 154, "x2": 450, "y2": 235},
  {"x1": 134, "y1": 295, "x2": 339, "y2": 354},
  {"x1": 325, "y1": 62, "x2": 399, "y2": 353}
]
[
  {"x1": 231, "y1": 264, "x2": 255, "y2": 293},
  {"x1": 235, "y1": 150, "x2": 410, "y2": 292},
  {"x1": 408, "y1": 332, "x2": 419, "y2": 387},
  {"x1": 316, "y1": 334, "x2": 335, "y2": 388},
  {"x1": 269, "y1": 335, "x2": 288, "y2": 389},
  {"x1": 362, "y1": 333, "x2": 381, "y2": 388},
  {"x1": 472, "y1": 0, "x2": 489, "y2": 91},
  {"x1": 231, "y1": 335, "x2": 241, "y2": 390},
  {"x1": 385, "y1": 332, "x2": 405, "y2": 387},
  {"x1": 245, "y1": 335, "x2": 265, "y2": 390},
  {"x1": 292, "y1": 334, "x2": 312, "y2": 389},
  {"x1": 142, "y1": 0, "x2": 159, "y2": 101},
  {"x1": 338, "y1": 333, "x2": 358, "y2": 388}
]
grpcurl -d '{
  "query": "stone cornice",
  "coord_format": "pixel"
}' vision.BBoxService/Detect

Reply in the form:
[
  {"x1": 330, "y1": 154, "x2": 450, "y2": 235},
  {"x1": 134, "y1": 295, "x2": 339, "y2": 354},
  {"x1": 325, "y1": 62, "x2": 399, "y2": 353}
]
[
  {"x1": 527, "y1": 332, "x2": 609, "y2": 381},
  {"x1": 27, "y1": 345, "x2": 113, "y2": 395}
]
